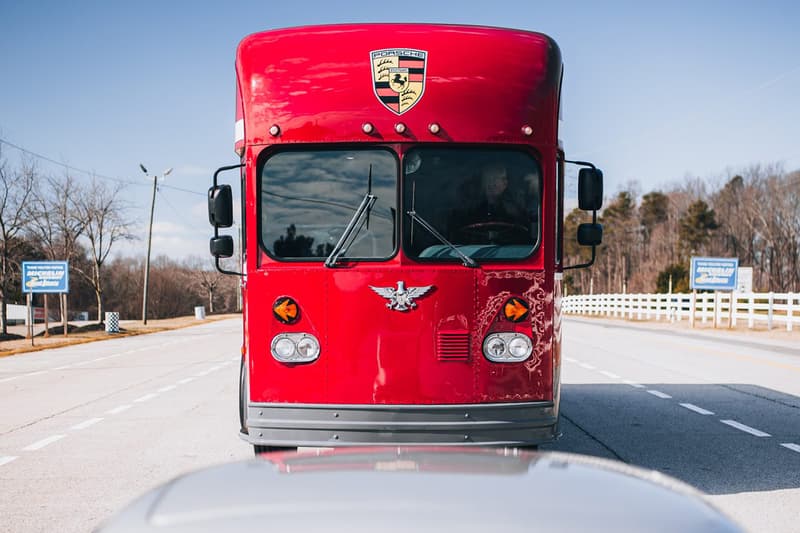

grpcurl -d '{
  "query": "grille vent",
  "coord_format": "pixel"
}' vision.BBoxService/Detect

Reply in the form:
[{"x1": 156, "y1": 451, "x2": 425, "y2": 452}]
[{"x1": 437, "y1": 331, "x2": 470, "y2": 362}]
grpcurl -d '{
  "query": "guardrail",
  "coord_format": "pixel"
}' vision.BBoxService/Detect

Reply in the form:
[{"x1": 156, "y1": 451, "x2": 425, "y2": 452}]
[{"x1": 562, "y1": 292, "x2": 799, "y2": 331}]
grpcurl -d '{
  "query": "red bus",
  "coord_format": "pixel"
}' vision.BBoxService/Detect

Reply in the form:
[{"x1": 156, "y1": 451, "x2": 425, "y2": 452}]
[{"x1": 208, "y1": 24, "x2": 603, "y2": 452}]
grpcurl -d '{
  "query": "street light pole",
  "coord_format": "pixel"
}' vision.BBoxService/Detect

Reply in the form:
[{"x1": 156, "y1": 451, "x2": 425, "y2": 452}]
[{"x1": 140, "y1": 164, "x2": 172, "y2": 324}]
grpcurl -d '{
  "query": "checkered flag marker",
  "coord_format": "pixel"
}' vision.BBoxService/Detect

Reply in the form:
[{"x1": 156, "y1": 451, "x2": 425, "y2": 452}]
[{"x1": 105, "y1": 312, "x2": 120, "y2": 333}]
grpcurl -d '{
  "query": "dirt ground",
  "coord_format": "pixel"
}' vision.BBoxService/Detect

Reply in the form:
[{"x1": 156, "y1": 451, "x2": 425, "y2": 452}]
[{"x1": 0, "y1": 314, "x2": 240, "y2": 358}]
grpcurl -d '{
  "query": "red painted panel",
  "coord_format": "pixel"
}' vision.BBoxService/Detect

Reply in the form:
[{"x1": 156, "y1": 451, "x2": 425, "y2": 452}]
[{"x1": 236, "y1": 24, "x2": 561, "y2": 147}]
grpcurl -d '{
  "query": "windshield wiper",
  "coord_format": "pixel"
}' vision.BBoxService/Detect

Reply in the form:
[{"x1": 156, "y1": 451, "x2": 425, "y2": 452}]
[
  {"x1": 325, "y1": 166, "x2": 376, "y2": 267},
  {"x1": 404, "y1": 210, "x2": 478, "y2": 268}
]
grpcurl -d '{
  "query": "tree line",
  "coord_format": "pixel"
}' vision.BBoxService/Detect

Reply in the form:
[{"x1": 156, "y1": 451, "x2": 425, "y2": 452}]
[
  {"x1": 0, "y1": 151, "x2": 239, "y2": 335},
  {"x1": 565, "y1": 163, "x2": 800, "y2": 295}
]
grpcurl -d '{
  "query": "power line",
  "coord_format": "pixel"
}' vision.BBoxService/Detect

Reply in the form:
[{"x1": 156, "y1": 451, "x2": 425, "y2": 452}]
[{"x1": 0, "y1": 136, "x2": 205, "y2": 197}]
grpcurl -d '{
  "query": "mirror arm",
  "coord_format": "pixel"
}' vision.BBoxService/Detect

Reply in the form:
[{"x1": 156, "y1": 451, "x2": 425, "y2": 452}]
[
  {"x1": 563, "y1": 210, "x2": 598, "y2": 271},
  {"x1": 212, "y1": 164, "x2": 244, "y2": 276},
  {"x1": 564, "y1": 159, "x2": 597, "y2": 170}
]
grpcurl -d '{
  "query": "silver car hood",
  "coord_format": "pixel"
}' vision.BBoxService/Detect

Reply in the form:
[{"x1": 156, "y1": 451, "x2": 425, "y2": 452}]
[{"x1": 97, "y1": 448, "x2": 744, "y2": 533}]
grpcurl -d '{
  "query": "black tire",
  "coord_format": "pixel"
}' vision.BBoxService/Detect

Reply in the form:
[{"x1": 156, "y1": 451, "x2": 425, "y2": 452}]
[
  {"x1": 238, "y1": 357, "x2": 248, "y2": 435},
  {"x1": 254, "y1": 445, "x2": 296, "y2": 455}
]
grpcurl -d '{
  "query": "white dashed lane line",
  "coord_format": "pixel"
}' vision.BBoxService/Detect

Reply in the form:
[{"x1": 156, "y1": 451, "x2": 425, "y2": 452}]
[
  {"x1": 4, "y1": 357, "x2": 234, "y2": 465},
  {"x1": 720, "y1": 419, "x2": 771, "y2": 437},
  {"x1": 680, "y1": 403, "x2": 715, "y2": 415},
  {"x1": 23, "y1": 435, "x2": 66, "y2": 451},
  {"x1": 133, "y1": 393, "x2": 159, "y2": 403},
  {"x1": 106, "y1": 404, "x2": 133, "y2": 415},
  {"x1": 0, "y1": 456, "x2": 18, "y2": 467},
  {"x1": 563, "y1": 357, "x2": 784, "y2": 449},
  {"x1": 624, "y1": 380, "x2": 645, "y2": 388},
  {"x1": 70, "y1": 418, "x2": 104, "y2": 430}
]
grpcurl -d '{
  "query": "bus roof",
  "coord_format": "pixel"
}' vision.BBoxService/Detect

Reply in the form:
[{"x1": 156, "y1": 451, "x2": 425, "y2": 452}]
[{"x1": 235, "y1": 23, "x2": 562, "y2": 150}]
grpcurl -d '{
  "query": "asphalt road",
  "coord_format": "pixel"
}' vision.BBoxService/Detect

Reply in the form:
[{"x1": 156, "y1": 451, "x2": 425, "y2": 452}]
[{"x1": 1, "y1": 317, "x2": 798, "y2": 532}]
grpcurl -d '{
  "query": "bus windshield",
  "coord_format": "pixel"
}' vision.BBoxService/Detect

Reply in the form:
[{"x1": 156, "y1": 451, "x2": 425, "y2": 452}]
[
  {"x1": 403, "y1": 147, "x2": 541, "y2": 261},
  {"x1": 261, "y1": 148, "x2": 398, "y2": 261}
]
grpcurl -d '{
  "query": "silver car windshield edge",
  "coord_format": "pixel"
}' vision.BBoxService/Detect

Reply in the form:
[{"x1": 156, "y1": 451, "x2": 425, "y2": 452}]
[
  {"x1": 405, "y1": 210, "x2": 478, "y2": 268},
  {"x1": 324, "y1": 192, "x2": 377, "y2": 267}
]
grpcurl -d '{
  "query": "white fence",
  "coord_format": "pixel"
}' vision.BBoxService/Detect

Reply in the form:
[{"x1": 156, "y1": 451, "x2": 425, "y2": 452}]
[{"x1": 562, "y1": 292, "x2": 799, "y2": 332}]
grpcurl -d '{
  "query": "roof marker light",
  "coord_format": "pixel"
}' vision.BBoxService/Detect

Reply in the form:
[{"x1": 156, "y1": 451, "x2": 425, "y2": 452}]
[
  {"x1": 521, "y1": 125, "x2": 534, "y2": 136},
  {"x1": 394, "y1": 122, "x2": 407, "y2": 134},
  {"x1": 269, "y1": 124, "x2": 281, "y2": 137},
  {"x1": 362, "y1": 122, "x2": 374, "y2": 134},
  {"x1": 428, "y1": 122, "x2": 441, "y2": 134}
]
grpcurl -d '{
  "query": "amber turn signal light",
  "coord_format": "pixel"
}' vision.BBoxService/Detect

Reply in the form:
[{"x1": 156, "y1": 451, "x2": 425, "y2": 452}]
[
  {"x1": 273, "y1": 297, "x2": 299, "y2": 324},
  {"x1": 503, "y1": 297, "x2": 529, "y2": 323}
]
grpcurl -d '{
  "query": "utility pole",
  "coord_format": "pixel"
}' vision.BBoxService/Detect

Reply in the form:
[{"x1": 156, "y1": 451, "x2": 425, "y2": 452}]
[{"x1": 140, "y1": 164, "x2": 172, "y2": 324}]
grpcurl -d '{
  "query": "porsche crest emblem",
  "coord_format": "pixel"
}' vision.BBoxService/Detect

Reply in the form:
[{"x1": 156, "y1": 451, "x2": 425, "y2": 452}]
[{"x1": 371, "y1": 49, "x2": 427, "y2": 115}]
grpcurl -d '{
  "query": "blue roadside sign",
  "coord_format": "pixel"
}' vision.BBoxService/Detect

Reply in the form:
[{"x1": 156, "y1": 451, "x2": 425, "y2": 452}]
[
  {"x1": 22, "y1": 261, "x2": 69, "y2": 294},
  {"x1": 690, "y1": 257, "x2": 738, "y2": 291}
]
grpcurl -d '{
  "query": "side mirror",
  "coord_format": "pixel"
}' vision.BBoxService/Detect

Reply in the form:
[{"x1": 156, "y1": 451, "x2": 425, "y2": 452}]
[
  {"x1": 577, "y1": 223, "x2": 603, "y2": 246},
  {"x1": 578, "y1": 168, "x2": 603, "y2": 211},
  {"x1": 208, "y1": 185, "x2": 233, "y2": 228},
  {"x1": 210, "y1": 235, "x2": 234, "y2": 258}
]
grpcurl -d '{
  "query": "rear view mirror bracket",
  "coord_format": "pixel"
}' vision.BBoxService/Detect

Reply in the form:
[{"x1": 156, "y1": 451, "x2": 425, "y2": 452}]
[
  {"x1": 564, "y1": 160, "x2": 603, "y2": 270},
  {"x1": 209, "y1": 163, "x2": 244, "y2": 276}
]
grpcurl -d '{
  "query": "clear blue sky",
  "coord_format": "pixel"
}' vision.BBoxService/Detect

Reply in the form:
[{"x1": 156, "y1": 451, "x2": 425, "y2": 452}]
[{"x1": 1, "y1": 0, "x2": 798, "y2": 260}]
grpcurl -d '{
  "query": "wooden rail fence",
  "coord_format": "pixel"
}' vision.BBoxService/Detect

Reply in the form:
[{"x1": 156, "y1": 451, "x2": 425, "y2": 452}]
[{"x1": 562, "y1": 292, "x2": 799, "y2": 331}]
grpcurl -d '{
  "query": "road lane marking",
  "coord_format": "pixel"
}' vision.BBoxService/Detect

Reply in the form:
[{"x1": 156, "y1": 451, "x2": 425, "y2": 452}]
[
  {"x1": 0, "y1": 456, "x2": 18, "y2": 467},
  {"x1": 133, "y1": 393, "x2": 158, "y2": 403},
  {"x1": 623, "y1": 380, "x2": 645, "y2": 388},
  {"x1": 0, "y1": 376, "x2": 21, "y2": 383},
  {"x1": 71, "y1": 418, "x2": 104, "y2": 430},
  {"x1": 177, "y1": 377, "x2": 195, "y2": 385},
  {"x1": 579, "y1": 363, "x2": 595, "y2": 370},
  {"x1": 107, "y1": 404, "x2": 132, "y2": 415},
  {"x1": 23, "y1": 435, "x2": 66, "y2": 451},
  {"x1": 158, "y1": 385, "x2": 177, "y2": 393},
  {"x1": 720, "y1": 419, "x2": 771, "y2": 437},
  {"x1": 24, "y1": 370, "x2": 48, "y2": 377},
  {"x1": 647, "y1": 390, "x2": 672, "y2": 399},
  {"x1": 599, "y1": 370, "x2": 620, "y2": 379},
  {"x1": 564, "y1": 357, "x2": 578, "y2": 363},
  {"x1": 53, "y1": 365, "x2": 72, "y2": 370},
  {"x1": 680, "y1": 403, "x2": 715, "y2": 415},
  {"x1": 780, "y1": 443, "x2": 800, "y2": 453}
]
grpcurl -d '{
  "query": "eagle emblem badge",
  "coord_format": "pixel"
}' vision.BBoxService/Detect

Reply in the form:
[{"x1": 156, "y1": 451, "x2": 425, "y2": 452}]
[
  {"x1": 370, "y1": 49, "x2": 427, "y2": 115},
  {"x1": 369, "y1": 281, "x2": 433, "y2": 311}
]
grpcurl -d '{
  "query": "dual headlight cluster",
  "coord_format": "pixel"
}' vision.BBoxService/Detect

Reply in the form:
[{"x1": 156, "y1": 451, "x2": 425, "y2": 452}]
[
  {"x1": 270, "y1": 333, "x2": 321, "y2": 363},
  {"x1": 482, "y1": 332, "x2": 533, "y2": 362},
  {"x1": 271, "y1": 332, "x2": 532, "y2": 364}
]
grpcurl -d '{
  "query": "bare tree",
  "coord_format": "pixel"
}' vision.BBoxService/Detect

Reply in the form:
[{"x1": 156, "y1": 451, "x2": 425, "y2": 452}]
[
  {"x1": 26, "y1": 172, "x2": 87, "y2": 325},
  {"x1": 74, "y1": 179, "x2": 135, "y2": 323},
  {"x1": 0, "y1": 153, "x2": 36, "y2": 335}
]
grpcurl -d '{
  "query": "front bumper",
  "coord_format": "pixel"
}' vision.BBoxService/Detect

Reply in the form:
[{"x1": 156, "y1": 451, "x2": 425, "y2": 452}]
[{"x1": 242, "y1": 401, "x2": 559, "y2": 447}]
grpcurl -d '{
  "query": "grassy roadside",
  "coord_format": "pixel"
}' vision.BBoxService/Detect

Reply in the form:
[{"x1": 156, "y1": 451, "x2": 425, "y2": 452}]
[{"x1": 0, "y1": 314, "x2": 240, "y2": 358}]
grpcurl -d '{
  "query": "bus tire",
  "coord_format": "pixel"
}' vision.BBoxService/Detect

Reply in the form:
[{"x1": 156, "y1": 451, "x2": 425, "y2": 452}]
[
  {"x1": 239, "y1": 357, "x2": 248, "y2": 435},
  {"x1": 254, "y1": 445, "x2": 296, "y2": 455}
]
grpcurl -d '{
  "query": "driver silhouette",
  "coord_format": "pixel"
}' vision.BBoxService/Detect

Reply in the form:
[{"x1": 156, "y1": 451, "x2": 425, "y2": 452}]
[{"x1": 449, "y1": 163, "x2": 527, "y2": 244}]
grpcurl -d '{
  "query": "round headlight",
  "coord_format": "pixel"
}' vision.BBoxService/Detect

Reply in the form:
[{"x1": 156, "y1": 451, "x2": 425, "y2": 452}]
[
  {"x1": 273, "y1": 337, "x2": 295, "y2": 359},
  {"x1": 296, "y1": 336, "x2": 320, "y2": 359},
  {"x1": 508, "y1": 335, "x2": 533, "y2": 358},
  {"x1": 484, "y1": 336, "x2": 507, "y2": 358}
]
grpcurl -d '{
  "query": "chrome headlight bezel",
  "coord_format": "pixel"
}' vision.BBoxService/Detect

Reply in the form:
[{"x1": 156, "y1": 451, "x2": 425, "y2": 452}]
[
  {"x1": 482, "y1": 332, "x2": 533, "y2": 363},
  {"x1": 270, "y1": 333, "x2": 321, "y2": 363}
]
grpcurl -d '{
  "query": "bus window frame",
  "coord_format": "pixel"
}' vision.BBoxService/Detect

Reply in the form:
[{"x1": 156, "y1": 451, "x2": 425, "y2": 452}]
[
  {"x1": 256, "y1": 144, "x2": 401, "y2": 264},
  {"x1": 400, "y1": 144, "x2": 544, "y2": 264}
]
